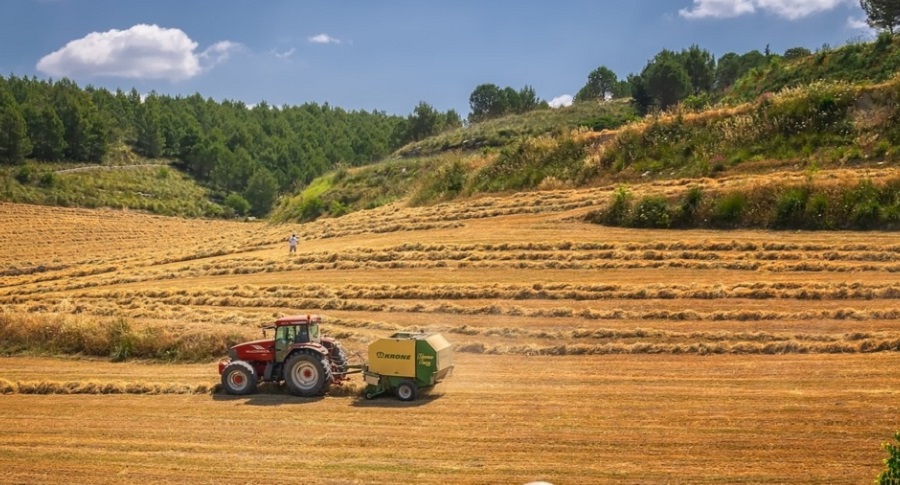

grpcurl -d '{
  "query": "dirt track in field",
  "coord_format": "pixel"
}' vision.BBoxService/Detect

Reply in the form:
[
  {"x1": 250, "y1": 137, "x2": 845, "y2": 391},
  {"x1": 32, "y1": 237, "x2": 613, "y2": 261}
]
[{"x1": 1, "y1": 187, "x2": 899, "y2": 484}]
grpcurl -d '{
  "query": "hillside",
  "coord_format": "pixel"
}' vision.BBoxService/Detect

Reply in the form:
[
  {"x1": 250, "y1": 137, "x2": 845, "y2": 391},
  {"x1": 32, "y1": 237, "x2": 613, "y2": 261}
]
[
  {"x1": 267, "y1": 100, "x2": 634, "y2": 222},
  {"x1": 394, "y1": 98, "x2": 635, "y2": 157},
  {"x1": 1, "y1": 146, "x2": 224, "y2": 218},
  {"x1": 277, "y1": 74, "x2": 900, "y2": 228}
]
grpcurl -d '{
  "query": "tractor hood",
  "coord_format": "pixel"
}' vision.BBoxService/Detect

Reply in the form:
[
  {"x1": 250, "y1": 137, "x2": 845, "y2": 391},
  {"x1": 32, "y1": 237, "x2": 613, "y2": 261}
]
[{"x1": 230, "y1": 338, "x2": 275, "y2": 362}]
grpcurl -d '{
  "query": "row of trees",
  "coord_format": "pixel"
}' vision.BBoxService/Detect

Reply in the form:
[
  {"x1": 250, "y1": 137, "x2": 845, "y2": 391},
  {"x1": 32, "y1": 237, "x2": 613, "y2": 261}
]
[
  {"x1": 575, "y1": 45, "x2": 773, "y2": 113},
  {"x1": 0, "y1": 78, "x2": 107, "y2": 164},
  {"x1": 462, "y1": 44, "x2": 778, "y2": 124},
  {"x1": 391, "y1": 101, "x2": 462, "y2": 145},
  {"x1": 0, "y1": 75, "x2": 468, "y2": 215},
  {"x1": 468, "y1": 84, "x2": 547, "y2": 122}
]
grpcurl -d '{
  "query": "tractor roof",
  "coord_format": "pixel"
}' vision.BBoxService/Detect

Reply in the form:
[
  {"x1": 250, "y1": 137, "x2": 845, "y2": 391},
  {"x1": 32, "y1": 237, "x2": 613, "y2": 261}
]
[{"x1": 274, "y1": 314, "x2": 321, "y2": 326}]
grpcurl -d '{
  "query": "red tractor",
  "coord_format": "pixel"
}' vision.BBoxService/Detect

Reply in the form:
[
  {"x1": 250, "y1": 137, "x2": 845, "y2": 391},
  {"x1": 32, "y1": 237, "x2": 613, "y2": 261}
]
[{"x1": 218, "y1": 314, "x2": 349, "y2": 397}]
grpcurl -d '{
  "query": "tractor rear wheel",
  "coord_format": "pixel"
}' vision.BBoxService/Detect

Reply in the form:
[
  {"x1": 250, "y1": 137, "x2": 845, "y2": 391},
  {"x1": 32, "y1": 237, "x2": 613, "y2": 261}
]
[
  {"x1": 395, "y1": 380, "x2": 418, "y2": 402},
  {"x1": 221, "y1": 361, "x2": 258, "y2": 395},
  {"x1": 284, "y1": 352, "x2": 331, "y2": 397}
]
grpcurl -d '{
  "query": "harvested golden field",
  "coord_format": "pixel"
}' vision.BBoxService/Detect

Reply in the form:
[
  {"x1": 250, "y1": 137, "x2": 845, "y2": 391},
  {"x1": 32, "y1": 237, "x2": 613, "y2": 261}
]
[{"x1": 1, "y1": 184, "x2": 899, "y2": 484}]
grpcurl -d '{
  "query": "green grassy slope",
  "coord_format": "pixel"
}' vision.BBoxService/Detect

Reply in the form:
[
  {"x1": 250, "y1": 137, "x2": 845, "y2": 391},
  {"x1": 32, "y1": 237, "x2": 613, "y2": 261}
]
[
  {"x1": 726, "y1": 33, "x2": 900, "y2": 102},
  {"x1": 1, "y1": 159, "x2": 223, "y2": 218},
  {"x1": 395, "y1": 99, "x2": 636, "y2": 157},
  {"x1": 271, "y1": 100, "x2": 636, "y2": 221}
]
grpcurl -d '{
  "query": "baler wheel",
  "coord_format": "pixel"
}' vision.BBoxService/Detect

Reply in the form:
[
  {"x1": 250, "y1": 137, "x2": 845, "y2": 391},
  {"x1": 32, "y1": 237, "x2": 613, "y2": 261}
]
[
  {"x1": 395, "y1": 380, "x2": 418, "y2": 402},
  {"x1": 284, "y1": 352, "x2": 330, "y2": 397},
  {"x1": 221, "y1": 361, "x2": 258, "y2": 396}
]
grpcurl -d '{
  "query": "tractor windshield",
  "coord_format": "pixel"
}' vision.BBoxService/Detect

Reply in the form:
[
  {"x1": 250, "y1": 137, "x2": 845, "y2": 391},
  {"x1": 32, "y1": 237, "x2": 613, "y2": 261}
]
[{"x1": 274, "y1": 322, "x2": 319, "y2": 344}]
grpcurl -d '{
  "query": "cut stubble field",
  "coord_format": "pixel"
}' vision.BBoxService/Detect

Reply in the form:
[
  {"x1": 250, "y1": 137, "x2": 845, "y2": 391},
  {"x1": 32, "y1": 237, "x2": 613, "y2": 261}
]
[
  {"x1": 1, "y1": 187, "x2": 899, "y2": 484},
  {"x1": 1, "y1": 354, "x2": 899, "y2": 484}
]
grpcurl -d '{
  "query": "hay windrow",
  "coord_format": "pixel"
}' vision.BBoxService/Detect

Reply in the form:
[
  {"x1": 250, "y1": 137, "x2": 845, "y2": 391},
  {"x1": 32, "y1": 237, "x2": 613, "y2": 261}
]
[
  {"x1": 456, "y1": 339, "x2": 900, "y2": 356},
  {"x1": 3, "y1": 380, "x2": 216, "y2": 395}
]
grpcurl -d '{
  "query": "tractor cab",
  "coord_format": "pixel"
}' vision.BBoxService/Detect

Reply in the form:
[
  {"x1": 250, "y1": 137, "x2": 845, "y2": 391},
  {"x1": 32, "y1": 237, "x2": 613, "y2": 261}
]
[{"x1": 272, "y1": 315, "x2": 322, "y2": 362}]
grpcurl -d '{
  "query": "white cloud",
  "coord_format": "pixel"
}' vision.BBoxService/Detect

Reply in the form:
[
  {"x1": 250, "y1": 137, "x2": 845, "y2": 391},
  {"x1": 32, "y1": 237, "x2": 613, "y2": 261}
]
[
  {"x1": 680, "y1": 0, "x2": 853, "y2": 20},
  {"x1": 680, "y1": 0, "x2": 755, "y2": 19},
  {"x1": 308, "y1": 33, "x2": 342, "y2": 44},
  {"x1": 200, "y1": 40, "x2": 239, "y2": 66},
  {"x1": 846, "y1": 15, "x2": 873, "y2": 30},
  {"x1": 36, "y1": 24, "x2": 239, "y2": 81},
  {"x1": 549, "y1": 94, "x2": 573, "y2": 109},
  {"x1": 274, "y1": 47, "x2": 296, "y2": 59}
]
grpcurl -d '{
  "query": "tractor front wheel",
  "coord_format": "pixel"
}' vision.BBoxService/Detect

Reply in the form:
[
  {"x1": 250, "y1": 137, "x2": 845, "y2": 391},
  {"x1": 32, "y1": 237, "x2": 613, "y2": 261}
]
[
  {"x1": 221, "y1": 361, "x2": 258, "y2": 395},
  {"x1": 395, "y1": 380, "x2": 418, "y2": 402},
  {"x1": 284, "y1": 352, "x2": 330, "y2": 397}
]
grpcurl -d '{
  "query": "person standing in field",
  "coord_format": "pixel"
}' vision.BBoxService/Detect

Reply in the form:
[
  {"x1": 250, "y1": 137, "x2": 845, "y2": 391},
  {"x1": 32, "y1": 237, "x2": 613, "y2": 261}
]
[{"x1": 288, "y1": 234, "x2": 298, "y2": 254}]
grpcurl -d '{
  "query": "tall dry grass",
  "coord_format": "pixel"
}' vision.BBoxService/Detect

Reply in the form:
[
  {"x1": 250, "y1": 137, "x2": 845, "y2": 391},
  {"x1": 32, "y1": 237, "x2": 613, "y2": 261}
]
[{"x1": 0, "y1": 313, "x2": 249, "y2": 362}]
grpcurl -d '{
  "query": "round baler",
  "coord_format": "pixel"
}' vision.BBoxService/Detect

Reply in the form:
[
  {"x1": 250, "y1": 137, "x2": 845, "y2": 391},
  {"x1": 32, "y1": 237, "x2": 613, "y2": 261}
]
[{"x1": 361, "y1": 332, "x2": 454, "y2": 401}]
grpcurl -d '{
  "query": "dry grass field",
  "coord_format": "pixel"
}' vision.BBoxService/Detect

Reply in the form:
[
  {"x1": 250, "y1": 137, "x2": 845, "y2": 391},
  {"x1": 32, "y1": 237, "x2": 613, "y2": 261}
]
[{"x1": 1, "y1": 176, "x2": 899, "y2": 484}]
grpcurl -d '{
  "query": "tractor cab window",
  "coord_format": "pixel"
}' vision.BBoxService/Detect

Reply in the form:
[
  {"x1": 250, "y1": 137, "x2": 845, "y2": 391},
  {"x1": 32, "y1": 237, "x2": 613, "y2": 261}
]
[
  {"x1": 308, "y1": 323, "x2": 320, "y2": 341},
  {"x1": 296, "y1": 325, "x2": 309, "y2": 343},
  {"x1": 276, "y1": 325, "x2": 296, "y2": 343}
]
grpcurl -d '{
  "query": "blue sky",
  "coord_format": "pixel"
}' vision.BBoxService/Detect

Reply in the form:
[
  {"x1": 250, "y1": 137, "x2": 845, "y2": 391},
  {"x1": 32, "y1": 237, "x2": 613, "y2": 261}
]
[{"x1": 0, "y1": 0, "x2": 874, "y2": 116}]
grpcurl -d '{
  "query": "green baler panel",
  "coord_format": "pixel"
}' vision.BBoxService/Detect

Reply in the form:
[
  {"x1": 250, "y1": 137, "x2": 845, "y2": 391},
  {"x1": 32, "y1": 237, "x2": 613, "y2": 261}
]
[
  {"x1": 415, "y1": 334, "x2": 453, "y2": 386},
  {"x1": 415, "y1": 340, "x2": 436, "y2": 386}
]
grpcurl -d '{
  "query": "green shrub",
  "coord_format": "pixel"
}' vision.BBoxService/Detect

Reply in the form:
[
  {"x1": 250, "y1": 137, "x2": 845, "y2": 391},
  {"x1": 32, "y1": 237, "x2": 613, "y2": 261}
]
[
  {"x1": 15, "y1": 165, "x2": 35, "y2": 184},
  {"x1": 852, "y1": 199, "x2": 882, "y2": 228},
  {"x1": 676, "y1": 186, "x2": 704, "y2": 225},
  {"x1": 414, "y1": 159, "x2": 468, "y2": 204},
  {"x1": 333, "y1": 165, "x2": 348, "y2": 182},
  {"x1": 224, "y1": 193, "x2": 250, "y2": 216},
  {"x1": 713, "y1": 192, "x2": 748, "y2": 226},
  {"x1": 682, "y1": 93, "x2": 714, "y2": 111},
  {"x1": 299, "y1": 196, "x2": 325, "y2": 221},
  {"x1": 875, "y1": 31, "x2": 894, "y2": 54},
  {"x1": 877, "y1": 431, "x2": 900, "y2": 485},
  {"x1": 842, "y1": 179, "x2": 881, "y2": 228},
  {"x1": 631, "y1": 195, "x2": 671, "y2": 228},
  {"x1": 38, "y1": 171, "x2": 56, "y2": 188},
  {"x1": 883, "y1": 202, "x2": 900, "y2": 225},
  {"x1": 328, "y1": 200, "x2": 349, "y2": 217},
  {"x1": 804, "y1": 192, "x2": 830, "y2": 229},
  {"x1": 774, "y1": 186, "x2": 810, "y2": 228},
  {"x1": 603, "y1": 186, "x2": 633, "y2": 226}
]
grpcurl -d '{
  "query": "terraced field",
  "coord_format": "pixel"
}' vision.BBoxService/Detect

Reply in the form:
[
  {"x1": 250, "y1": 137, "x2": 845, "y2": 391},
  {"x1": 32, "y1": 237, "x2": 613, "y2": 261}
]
[{"x1": 1, "y1": 181, "x2": 899, "y2": 483}]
